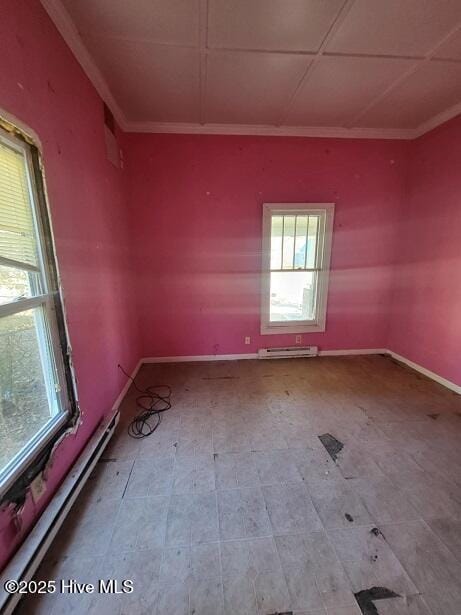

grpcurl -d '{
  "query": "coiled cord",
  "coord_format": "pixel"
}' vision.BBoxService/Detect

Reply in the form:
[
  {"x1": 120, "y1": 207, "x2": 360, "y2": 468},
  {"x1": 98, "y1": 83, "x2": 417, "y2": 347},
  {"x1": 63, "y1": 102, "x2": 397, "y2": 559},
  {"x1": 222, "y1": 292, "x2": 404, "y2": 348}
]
[{"x1": 117, "y1": 364, "x2": 172, "y2": 438}]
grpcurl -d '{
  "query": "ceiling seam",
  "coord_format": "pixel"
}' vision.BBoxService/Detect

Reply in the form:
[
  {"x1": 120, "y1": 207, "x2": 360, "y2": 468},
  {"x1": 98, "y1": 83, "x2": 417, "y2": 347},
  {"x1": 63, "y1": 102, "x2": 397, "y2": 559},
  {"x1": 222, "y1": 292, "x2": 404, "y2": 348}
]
[
  {"x1": 429, "y1": 56, "x2": 461, "y2": 64},
  {"x1": 276, "y1": 0, "x2": 357, "y2": 127},
  {"x1": 40, "y1": 0, "x2": 461, "y2": 139},
  {"x1": 199, "y1": 0, "x2": 208, "y2": 125},
  {"x1": 64, "y1": 33, "x2": 461, "y2": 65},
  {"x1": 347, "y1": 22, "x2": 461, "y2": 128},
  {"x1": 206, "y1": 46, "x2": 317, "y2": 57},
  {"x1": 62, "y1": 32, "x2": 199, "y2": 49},
  {"x1": 53, "y1": 29, "x2": 461, "y2": 66},
  {"x1": 321, "y1": 51, "x2": 426, "y2": 61}
]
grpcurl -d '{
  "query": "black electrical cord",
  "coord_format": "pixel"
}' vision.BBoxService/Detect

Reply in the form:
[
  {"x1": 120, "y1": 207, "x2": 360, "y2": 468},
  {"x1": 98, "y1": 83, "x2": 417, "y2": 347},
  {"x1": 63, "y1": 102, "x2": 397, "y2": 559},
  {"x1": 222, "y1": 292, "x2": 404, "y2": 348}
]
[{"x1": 117, "y1": 364, "x2": 172, "y2": 439}]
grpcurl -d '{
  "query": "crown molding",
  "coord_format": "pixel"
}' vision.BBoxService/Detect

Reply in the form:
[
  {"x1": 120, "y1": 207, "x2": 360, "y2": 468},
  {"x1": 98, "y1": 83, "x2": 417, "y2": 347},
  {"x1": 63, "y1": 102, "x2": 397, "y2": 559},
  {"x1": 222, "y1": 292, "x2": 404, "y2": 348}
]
[
  {"x1": 413, "y1": 101, "x2": 461, "y2": 138},
  {"x1": 123, "y1": 121, "x2": 417, "y2": 139},
  {"x1": 40, "y1": 0, "x2": 129, "y2": 130},
  {"x1": 41, "y1": 0, "x2": 459, "y2": 141}
]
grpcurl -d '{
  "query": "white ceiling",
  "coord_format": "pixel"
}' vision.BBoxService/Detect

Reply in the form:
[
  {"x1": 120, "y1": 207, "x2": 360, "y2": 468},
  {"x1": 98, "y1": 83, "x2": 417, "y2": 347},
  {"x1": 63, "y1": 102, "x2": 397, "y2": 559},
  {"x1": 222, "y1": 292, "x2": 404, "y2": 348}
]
[{"x1": 44, "y1": 0, "x2": 461, "y2": 137}]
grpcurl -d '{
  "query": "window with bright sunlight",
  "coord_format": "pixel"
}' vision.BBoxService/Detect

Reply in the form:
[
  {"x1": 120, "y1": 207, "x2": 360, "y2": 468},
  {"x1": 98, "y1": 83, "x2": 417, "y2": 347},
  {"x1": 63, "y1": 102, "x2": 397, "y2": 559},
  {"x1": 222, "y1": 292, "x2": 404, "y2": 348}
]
[
  {"x1": 0, "y1": 124, "x2": 73, "y2": 497},
  {"x1": 261, "y1": 203, "x2": 334, "y2": 334}
]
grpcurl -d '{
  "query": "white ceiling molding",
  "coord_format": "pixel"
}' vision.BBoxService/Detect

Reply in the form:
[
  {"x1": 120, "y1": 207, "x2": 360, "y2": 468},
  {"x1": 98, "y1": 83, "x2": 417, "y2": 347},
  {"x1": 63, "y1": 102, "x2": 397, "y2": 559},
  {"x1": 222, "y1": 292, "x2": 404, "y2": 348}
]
[
  {"x1": 40, "y1": 0, "x2": 129, "y2": 130},
  {"x1": 122, "y1": 120, "x2": 416, "y2": 140},
  {"x1": 413, "y1": 101, "x2": 461, "y2": 138},
  {"x1": 41, "y1": 0, "x2": 460, "y2": 140}
]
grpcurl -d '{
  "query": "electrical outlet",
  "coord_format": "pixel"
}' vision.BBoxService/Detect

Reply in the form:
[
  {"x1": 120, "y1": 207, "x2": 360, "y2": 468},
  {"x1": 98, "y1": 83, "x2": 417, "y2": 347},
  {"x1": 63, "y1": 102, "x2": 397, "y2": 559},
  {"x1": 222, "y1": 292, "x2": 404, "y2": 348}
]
[
  {"x1": 245, "y1": 336, "x2": 251, "y2": 345},
  {"x1": 30, "y1": 472, "x2": 46, "y2": 503},
  {"x1": 295, "y1": 335, "x2": 302, "y2": 344}
]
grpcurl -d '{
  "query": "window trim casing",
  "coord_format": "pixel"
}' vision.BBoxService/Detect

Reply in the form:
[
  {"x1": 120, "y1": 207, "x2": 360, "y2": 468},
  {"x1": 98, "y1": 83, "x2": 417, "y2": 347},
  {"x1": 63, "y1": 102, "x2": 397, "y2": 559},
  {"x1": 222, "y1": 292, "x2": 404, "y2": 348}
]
[
  {"x1": 260, "y1": 202, "x2": 335, "y2": 335},
  {"x1": 0, "y1": 120, "x2": 78, "y2": 502}
]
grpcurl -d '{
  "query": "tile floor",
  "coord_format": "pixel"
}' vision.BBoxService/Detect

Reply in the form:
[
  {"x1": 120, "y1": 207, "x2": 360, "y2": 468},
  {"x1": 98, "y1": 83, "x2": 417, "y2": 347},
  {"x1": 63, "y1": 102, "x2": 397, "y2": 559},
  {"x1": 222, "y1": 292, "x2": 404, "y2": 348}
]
[{"x1": 17, "y1": 355, "x2": 461, "y2": 614}]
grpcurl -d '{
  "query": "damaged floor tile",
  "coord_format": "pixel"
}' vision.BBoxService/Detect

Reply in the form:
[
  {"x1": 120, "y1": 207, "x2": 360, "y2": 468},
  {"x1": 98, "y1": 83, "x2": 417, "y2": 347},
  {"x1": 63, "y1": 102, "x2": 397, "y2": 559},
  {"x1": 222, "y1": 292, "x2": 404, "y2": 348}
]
[
  {"x1": 19, "y1": 356, "x2": 461, "y2": 615},
  {"x1": 380, "y1": 520, "x2": 461, "y2": 615},
  {"x1": 318, "y1": 433, "x2": 344, "y2": 462}
]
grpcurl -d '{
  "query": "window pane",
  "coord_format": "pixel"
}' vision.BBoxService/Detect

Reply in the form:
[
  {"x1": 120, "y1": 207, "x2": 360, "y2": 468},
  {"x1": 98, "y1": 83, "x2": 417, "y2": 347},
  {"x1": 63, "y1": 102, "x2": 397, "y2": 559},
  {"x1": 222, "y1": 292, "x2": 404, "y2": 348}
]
[
  {"x1": 269, "y1": 271, "x2": 317, "y2": 322},
  {"x1": 294, "y1": 215, "x2": 308, "y2": 269},
  {"x1": 306, "y1": 215, "x2": 319, "y2": 268},
  {"x1": 0, "y1": 264, "x2": 40, "y2": 305},
  {"x1": 0, "y1": 308, "x2": 58, "y2": 471},
  {"x1": 0, "y1": 141, "x2": 39, "y2": 267},
  {"x1": 270, "y1": 215, "x2": 283, "y2": 270},
  {"x1": 282, "y1": 215, "x2": 295, "y2": 269}
]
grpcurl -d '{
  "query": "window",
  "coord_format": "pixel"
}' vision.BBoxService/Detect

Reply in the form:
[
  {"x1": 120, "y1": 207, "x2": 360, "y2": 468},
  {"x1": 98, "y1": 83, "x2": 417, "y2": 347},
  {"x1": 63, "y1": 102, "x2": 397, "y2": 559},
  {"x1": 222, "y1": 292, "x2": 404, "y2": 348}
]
[
  {"x1": 0, "y1": 123, "x2": 75, "y2": 498},
  {"x1": 261, "y1": 203, "x2": 334, "y2": 334}
]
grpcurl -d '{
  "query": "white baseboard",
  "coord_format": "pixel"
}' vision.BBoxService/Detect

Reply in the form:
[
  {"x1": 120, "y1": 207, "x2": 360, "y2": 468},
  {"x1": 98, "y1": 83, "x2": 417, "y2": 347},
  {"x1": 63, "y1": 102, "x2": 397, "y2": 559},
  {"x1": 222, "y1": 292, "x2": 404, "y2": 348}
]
[
  {"x1": 0, "y1": 360, "x2": 141, "y2": 601},
  {"x1": 387, "y1": 350, "x2": 461, "y2": 395},
  {"x1": 319, "y1": 348, "x2": 387, "y2": 356},
  {"x1": 0, "y1": 411, "x2": 119, "y2": 614},
  {"x1": 140, "y1": 348, "x2": 386, "y2": 364},
  {"x1": 142, "y1": 353, "x2": 258, "y2": 363},
  {"x1": 139, "y1": 348, "x2": 460, "y2": 395}
]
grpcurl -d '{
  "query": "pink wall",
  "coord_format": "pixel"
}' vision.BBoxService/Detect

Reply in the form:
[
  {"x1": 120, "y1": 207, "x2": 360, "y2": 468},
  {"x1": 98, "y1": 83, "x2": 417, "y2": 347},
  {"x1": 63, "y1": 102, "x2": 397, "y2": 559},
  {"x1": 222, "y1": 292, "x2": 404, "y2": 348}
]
[
  {"x1": 2, "y1": 0, "x2": 459, "y2": 574},
  {"x1": 124, "y1": 133, "x2": 408, "y2": 358},
  {"x1": 388, "y1": 115, "x2": 461, "y2": 386},
  {"x1": 0, "y1": 1, "x2": 140, "y2": 568}
]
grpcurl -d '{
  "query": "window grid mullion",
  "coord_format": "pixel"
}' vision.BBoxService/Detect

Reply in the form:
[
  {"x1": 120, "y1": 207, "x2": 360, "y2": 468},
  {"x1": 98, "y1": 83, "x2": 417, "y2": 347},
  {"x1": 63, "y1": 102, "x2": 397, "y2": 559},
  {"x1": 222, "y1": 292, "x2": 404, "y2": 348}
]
[
  {"x1": 269, "y1": 268, "x2": 320, "y2": 273},
  {"x1": 304, "y1": 215, "x2": 309, "y2": 269},
  {"x1": 292, "y1": 215, "x2": 297, "y2": 270},
  {"x1": 280, "y1": 215, "x2": 285, "y2": 271},
  {"x1": 0, "y1": 255, "x2": 40, "y2": 274},
  {"x1": 269, "y1": 213, "x2": 324, "y2": 273},
  {"x1": 313, "y1": 216, "x2": 320, "y2": 269},
  {"x1": 0, "y1": 293, "x2": 52, "y2": 319}
]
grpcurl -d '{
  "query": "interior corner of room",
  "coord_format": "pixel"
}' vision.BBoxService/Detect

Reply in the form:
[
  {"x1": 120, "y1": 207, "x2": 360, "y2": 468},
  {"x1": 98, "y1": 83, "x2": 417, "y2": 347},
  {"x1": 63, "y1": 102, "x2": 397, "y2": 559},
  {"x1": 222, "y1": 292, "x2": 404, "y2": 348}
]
[{"x1": 1, "y1": 1, "x2": 461, "y2": 614}]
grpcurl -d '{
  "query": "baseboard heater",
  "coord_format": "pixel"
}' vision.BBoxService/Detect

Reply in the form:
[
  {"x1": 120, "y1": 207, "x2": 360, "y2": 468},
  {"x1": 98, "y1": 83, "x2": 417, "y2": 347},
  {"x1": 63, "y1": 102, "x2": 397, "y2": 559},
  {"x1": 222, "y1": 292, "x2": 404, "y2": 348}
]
[
  {"x1": 0, "y1": 410, "x2": 119, "y2": 615},
  {"x1": 258, "y1": 345, "x2": 319, "y2": 359}
]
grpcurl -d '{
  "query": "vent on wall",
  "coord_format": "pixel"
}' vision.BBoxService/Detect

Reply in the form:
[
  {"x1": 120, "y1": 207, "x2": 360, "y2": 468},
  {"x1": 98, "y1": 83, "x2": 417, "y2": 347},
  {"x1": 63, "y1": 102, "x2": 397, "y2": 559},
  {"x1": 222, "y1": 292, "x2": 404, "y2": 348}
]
[{"x1": 258, "y1": 346, "x2": 319, "y2": 359}]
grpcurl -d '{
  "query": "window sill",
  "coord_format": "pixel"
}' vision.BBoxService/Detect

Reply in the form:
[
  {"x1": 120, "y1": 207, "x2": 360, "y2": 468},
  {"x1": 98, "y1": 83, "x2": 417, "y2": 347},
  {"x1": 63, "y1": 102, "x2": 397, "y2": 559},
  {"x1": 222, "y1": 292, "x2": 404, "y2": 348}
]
[
  {"x1": 0, "y1": 411, "x2": 70, "y2": 502},
  {"x1": 260, "y1": 322, "x2": 326, "y2": 335}
]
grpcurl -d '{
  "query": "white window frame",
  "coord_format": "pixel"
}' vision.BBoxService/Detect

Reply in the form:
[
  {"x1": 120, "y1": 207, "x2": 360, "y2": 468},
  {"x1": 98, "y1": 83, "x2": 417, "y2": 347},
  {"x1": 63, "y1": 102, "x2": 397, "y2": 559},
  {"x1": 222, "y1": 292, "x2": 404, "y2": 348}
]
[
  {"x1": 261, "y1": 202, "x2": 334, "y2": 335},
  {"x1": 0, "y1": 124, "x2": 75, "y2": 500}
]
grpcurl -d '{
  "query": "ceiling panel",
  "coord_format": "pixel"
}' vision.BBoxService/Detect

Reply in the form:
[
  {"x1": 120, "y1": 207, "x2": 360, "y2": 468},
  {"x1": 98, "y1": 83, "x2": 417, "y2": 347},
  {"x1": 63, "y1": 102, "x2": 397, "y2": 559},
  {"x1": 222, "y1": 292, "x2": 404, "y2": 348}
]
[
  {"x1": 433, "y1": 29, "x2": 461, "y2": 60},
  {"x1": 357, "y1": 61, "x2": 461, "y2": 129},
  {"x1": 206, "y1": 51, "x2": 309, "y2": 124},
  {"x1": 327, "y1": 0, "x2": 461, "y2": 57},
  {"x1": 50, "y1": 0, "x2": 461, "y2": 132},
  {"x1": 83, "y1": 35, "x2": 200, "y2": 122},
  {"x1": 208, "y1": 0, "x2": 344, "y2": 52},
  {"x1": 286, "y1": 55, "x2": 415, "y2": 126},
  {"x1": 63, "y1": 0, "x2": 199, "y2": 46}
]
